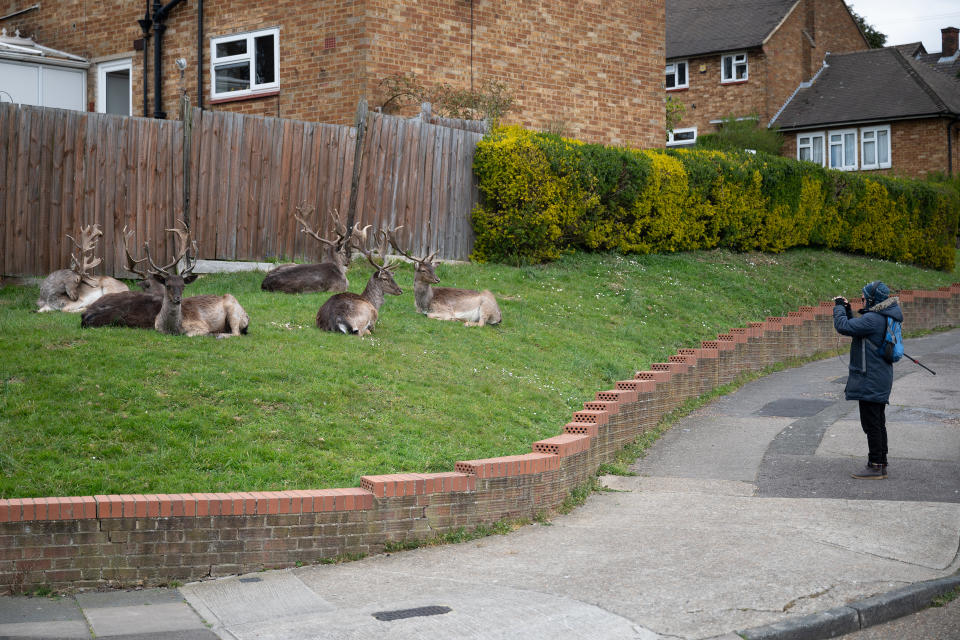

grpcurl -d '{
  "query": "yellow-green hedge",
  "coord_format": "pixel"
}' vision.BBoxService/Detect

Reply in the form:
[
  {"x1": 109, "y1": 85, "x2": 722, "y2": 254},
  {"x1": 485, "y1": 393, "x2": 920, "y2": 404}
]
[{"x1": 470, "y1": 127, "x2": 959, "y2": 270}]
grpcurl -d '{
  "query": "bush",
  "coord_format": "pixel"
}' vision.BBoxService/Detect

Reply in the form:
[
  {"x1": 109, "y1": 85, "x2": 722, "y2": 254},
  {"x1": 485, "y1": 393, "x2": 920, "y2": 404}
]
[
  {"x1": 470, "y1": 127, "x2": 959, "y2": 270},
  {"x1": 695, "y1": 115, "x2": 784, "y2": 155}
]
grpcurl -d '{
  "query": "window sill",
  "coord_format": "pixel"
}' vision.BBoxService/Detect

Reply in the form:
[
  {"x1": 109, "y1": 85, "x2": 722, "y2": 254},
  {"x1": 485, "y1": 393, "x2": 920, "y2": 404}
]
[
  {"x1": 209, "y1": 89, "x2": 280, "y2": 105},
  {"x1": 859, "y1": 165, "x2": 892, "y2": 171},
  {"x1": 666, "y1": 87, "x2": 689, "y2": 92},
  {"x1": 720, "y1": 79, "x2": 748, "y2": 85}
]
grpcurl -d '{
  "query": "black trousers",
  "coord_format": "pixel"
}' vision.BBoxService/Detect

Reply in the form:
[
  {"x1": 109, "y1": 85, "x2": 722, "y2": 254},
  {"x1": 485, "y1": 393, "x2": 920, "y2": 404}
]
[{"x1": 858, "y1": 400, "x2": 888, "y2": 466}]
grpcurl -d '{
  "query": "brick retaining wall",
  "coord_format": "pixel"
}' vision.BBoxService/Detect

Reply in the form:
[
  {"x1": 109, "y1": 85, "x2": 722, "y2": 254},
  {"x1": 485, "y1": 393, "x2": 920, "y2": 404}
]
[{"x1": 2, "y1": 285, "x2": 958, "y2": 593}]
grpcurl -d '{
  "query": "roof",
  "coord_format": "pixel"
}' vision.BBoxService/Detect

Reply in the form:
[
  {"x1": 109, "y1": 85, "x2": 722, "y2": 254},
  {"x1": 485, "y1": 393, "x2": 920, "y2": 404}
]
[
  {"x1": 913, "y1": 50, "x2": 960, "y2": 84},
  {"x1": 666, "y1": 0, "x2": 799, "y2": 59},
  {"x1": 0, "y1": 28, "x2": 88, "y2": 68},
  {"x1": 772, "y1": 47, "x2": 960, "y2": 130}
]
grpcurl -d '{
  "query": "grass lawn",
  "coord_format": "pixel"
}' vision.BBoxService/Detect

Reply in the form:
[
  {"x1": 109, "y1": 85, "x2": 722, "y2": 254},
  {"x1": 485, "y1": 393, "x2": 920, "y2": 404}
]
[{"x1": 1, "y1": 248, "x2": 957, "y2": 498}]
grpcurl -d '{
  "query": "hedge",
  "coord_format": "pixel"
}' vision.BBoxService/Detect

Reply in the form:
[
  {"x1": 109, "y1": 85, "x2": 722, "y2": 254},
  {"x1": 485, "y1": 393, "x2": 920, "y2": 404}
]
[{"x1": 470, "y1": 127, "x2": 959, "y2": 270}]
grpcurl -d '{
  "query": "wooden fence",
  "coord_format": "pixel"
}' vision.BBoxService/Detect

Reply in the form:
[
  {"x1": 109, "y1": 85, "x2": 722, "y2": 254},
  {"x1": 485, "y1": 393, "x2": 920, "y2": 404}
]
[{"x1": 0, "y1": 101, "x2": 484, "y2": 278}]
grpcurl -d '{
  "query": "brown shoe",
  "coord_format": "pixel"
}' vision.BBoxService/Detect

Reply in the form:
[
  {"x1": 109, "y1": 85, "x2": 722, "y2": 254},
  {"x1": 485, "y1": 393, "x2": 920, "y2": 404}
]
[{"x1": 851, "y1": 464, "x2": 888, "y2": 480}]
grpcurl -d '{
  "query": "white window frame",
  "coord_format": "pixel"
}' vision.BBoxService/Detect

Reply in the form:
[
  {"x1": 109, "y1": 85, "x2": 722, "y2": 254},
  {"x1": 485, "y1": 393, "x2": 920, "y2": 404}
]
[
  {"x1": 210, "y1": 27, "x2": 280, "y2": 100},
  {"x1": 96, "y1": 58, "x2": 132, "y2": 116},
  {"x1": 665, "y1": 60, "x2": 688, "y2": 90},
  {"x1": 721, "y1": 52, "x2": 748, "y2": 83},
  {"x1": 827, "y1": 128, "x2": 858, "y2": 171},
  {"x1": 859, "y1": 125, "x2": 891, "y2": 170},
  {"x1": 666, "y1": 126, "x2": 697, "y2": 147},
  {"x1": 796, "y1": 132, "x2": 825, "y2": 167}
]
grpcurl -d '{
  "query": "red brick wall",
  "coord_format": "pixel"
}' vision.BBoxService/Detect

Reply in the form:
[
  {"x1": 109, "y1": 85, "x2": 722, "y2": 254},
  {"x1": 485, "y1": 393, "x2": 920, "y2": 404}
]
[
  {"x1": 0, "y1": 0, "x2": 665, "y2": 148},
  {"x1": 668, "y1": 51, "x2": 767, "y2": 136},
  {"x1": 781, "y1": 118, "x2": 958, "y2": 179},
  {"x1": 2, "y1": 287, "x2": 958, "y2": 593}
]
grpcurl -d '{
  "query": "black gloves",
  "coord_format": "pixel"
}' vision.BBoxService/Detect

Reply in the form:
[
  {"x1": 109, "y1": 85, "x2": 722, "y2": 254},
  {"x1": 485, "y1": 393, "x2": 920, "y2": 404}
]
[{"x1": 834, "y1": 297, "x2": 845, "y2": 306}]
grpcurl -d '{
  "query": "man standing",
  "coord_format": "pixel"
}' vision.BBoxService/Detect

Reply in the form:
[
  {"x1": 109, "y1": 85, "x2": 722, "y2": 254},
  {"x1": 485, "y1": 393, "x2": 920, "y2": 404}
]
[{"x1": 833, "y1": 281, "x2": 903, "y2": 480}]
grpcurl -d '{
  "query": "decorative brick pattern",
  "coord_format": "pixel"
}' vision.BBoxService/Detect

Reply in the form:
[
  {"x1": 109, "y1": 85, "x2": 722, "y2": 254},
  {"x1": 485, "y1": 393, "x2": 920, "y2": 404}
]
[{"x1": 533, "y1": 434, "x2": 592, "y2": 458}]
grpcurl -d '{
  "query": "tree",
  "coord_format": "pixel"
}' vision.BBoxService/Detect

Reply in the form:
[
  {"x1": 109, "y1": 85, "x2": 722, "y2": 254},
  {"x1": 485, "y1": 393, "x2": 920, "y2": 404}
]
[
  {"x1": 849, "y1": 5, "x2": 887, "y2": 49},
  {"x1": 375, "y1": 73, "x2": 515, "y2": 125},
  {"x1": 695, "y1": 114, "x2": 784, "y2": 155}
]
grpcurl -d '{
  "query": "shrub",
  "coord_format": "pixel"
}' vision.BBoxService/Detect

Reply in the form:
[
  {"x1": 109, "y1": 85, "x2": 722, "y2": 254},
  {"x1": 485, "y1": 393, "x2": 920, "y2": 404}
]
[{"x1": 470, "y1": 127, "x2": 959, "y2": 270}]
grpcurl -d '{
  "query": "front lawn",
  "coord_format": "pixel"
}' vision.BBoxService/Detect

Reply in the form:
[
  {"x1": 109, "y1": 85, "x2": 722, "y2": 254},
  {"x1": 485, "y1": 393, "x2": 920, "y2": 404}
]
[{"x1": 1, "y1": 248, "x2": 956, "y2": 498}]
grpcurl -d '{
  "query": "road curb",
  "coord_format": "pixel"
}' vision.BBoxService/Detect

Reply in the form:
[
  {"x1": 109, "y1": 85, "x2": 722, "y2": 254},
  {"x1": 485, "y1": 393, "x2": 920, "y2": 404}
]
[{"x1": 738, "y1": 573, "x2": 960, "y2": 639}]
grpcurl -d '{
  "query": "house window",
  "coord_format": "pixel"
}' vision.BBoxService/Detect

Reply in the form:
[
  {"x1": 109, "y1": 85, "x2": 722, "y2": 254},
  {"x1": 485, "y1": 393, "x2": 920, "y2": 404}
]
[
  {"x1": 721, "y1": 52, "x2": 748, "y2": 83},
  {"x1": 797, "y1": 133, "x2": 825, "y2": 166},
  {"x1": 828, "y1": 129, "x2": 857, "y2": 171},
  {"x1": 860, "y1": 125, "x2": 891, "y2": 170},
  {"x1": 210, "y1": 27, "x2": 279, "y2": 99},
  {"x1": 665, "y1": 61, "x2": 688, "y2": 90},
  {"x1": 667, "y1": 127, "x2": 697, "y2": 147}
]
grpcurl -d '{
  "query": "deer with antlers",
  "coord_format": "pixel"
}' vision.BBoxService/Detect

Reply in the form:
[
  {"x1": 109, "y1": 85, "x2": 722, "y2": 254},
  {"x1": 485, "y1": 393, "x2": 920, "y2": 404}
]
[
  {"x1": 390, "y1": 229, "x2": 502, "y2": 327},
  {"x1": 36, "y1": 224, "x2": 129, "y2": 313},
  {"x1": 114, "y1": 224, "x2": 249, "y2": 337},
  {"x1": 316, "y1": 229, "x2": 402, "y2": 337},
  {"x1": 261, "y1": 206, "x2": 369, "y2": 294}
]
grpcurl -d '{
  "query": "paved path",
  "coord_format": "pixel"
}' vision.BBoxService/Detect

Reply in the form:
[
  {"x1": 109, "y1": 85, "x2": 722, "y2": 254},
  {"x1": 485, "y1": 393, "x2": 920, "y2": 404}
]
[{"x1": 1, "y1": 329, "x2": 958, "y2": 639}]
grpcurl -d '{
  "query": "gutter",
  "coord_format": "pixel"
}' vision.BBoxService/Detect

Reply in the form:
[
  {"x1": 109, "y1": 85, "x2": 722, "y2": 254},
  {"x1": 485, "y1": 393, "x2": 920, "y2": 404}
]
[
  {"x1": 775, "y1": 112, "x2": 950, "y2": 133},
  {"x1": 0, "y1": 4, "x2": 39, "y2": 22},
  {"x1": 150, "y1": 0, "x2": 187, "y2": 119},
  {"x1": 949, "y1": 118, "x2": 960, "y2": 177}
]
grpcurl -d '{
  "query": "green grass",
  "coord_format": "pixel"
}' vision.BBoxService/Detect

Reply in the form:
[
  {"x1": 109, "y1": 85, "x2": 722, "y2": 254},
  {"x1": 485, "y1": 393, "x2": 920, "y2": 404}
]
[{"x1": 1, "y1": 248, "x2": 957, "y2": 498}]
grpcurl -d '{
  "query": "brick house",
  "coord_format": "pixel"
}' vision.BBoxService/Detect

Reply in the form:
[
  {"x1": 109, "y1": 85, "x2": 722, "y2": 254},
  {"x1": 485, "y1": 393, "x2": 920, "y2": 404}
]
[
  {"x1": 771, "y1": 44, "x2": 960, "y2": 179},
  {"x1": 664, "y1": 0, "x2": 867, "y2": 146},
  {"x1": 0, "y1": 0, "x2": 665, "y2": 149}
]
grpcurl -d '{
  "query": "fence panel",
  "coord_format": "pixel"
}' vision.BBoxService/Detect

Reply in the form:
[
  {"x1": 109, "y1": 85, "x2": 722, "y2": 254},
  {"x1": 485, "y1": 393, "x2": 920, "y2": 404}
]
[{"x1": 0, "y1": 103, "x2": 483, "y2": 277}]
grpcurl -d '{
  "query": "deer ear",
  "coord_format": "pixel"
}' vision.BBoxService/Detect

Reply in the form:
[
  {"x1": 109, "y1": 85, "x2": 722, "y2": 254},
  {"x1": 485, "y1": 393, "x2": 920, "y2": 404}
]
[{"x1": 183, "y1": 273, "x2": 199, "y2": 284}]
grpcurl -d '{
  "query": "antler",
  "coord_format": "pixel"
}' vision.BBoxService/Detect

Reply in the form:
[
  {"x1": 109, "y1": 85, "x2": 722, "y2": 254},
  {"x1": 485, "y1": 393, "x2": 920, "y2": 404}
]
[
  {"x1": 354, "y1": 227, "x2": 401, "y2": 272},
  {"x1": 121, "y1": 226, "x2": 151, "y2": 280},
  {"x1": 67, "y1": 224, "x2": 103, "y2": 284},
  {"x1": 145, "y1": 222, "x2": 196, "y2": 277},
  {"x1": 387, "y1": 221, "x2": 435, "y2": 265}
]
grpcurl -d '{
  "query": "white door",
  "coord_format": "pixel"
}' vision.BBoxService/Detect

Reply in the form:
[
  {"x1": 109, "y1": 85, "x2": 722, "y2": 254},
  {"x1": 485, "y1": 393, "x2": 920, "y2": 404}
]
[{"x1": 97, "y1": 58, "x2": 131, "y2": 116}]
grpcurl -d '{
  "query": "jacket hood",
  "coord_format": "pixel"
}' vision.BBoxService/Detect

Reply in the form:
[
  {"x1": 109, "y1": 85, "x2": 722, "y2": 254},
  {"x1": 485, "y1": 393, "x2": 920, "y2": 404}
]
[{"x1": 868, "y1": 296, "x2": 903, "y2": 321}]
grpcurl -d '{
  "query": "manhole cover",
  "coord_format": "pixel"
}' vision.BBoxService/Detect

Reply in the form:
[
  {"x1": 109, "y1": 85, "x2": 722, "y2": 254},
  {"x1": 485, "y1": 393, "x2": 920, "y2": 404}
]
[
  {"x1": 373, "y1": 605, "x2": 452, "y2": 621},
  {"x1": 757, "y1": 398, "x2": 833, "y2": 417}
]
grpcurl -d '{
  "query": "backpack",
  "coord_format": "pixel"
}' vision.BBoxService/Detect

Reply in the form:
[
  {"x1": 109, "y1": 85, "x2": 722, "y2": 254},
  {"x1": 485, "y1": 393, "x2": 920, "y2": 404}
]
[{"x1": 871, "y1": 317, "x2": 903, "y2": 364}]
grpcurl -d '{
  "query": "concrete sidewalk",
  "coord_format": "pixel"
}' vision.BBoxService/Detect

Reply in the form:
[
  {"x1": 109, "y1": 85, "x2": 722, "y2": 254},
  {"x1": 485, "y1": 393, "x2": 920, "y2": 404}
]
[{"x1": 2, "y1": 329, "x2": 958, "y2": 639}]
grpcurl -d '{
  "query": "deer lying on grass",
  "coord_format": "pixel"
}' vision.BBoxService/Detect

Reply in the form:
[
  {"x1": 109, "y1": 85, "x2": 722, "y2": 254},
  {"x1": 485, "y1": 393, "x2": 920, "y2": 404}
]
[
  {"x1": 36, "y1": 224, "x2": 129, "y2": 313},
  {"x1": 316, "y1": 229, "x2": 402, "y2": 337},
  {"x1": 390, "y1": 232, "x2": 501, "y2": 327},
  {"x1": 81, "y1": 228, "x2": 165, "y2": 329},
  {"x1": 123, "y1": 225, "x2": 250, "y2": 337},
  {"x1": 261, "y1": 206, "x2": 369, "y2": 294}
]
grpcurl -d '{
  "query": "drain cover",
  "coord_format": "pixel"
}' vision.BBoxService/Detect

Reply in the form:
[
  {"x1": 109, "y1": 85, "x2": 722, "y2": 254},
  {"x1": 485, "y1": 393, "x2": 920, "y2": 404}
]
[
  {"x1": 238, "y1": 577, "x2": 263, "y2": 583},
  {"x1": 757, "y1": 398, "x2": 833, "y2": 417},
  {"x1": 373, "y1": 605, "x2": 452, "y2": 621}
]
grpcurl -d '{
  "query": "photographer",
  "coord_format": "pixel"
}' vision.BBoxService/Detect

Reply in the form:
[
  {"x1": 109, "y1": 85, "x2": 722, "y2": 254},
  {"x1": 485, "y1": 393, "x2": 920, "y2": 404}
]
[{"x1": 833, "y1": 281, "x2": 903, "y2": 480}]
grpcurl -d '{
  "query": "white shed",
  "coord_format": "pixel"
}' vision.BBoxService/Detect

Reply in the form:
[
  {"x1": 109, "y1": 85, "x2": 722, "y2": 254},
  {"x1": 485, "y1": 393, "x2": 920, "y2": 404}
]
[{"x1": 0, "y1": 28, "x2": 88, "y2": 111}]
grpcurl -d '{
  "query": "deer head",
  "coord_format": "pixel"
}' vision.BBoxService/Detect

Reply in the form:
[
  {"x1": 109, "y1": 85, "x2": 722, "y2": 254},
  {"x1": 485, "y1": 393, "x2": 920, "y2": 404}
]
[
  {"x1": 125, "y1": 223, "x2": 197, "y2": 307},
  {"x1": 389, "y1": 224, "x2": 439, "y2": 285},
  {"x1": 354, "y1": 228, "x2": 403, "y2": 298}
]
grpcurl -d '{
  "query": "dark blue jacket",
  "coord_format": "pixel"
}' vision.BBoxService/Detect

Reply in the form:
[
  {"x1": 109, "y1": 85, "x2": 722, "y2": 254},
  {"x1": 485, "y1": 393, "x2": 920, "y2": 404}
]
[{"x1": 833, "y1": 297, "x2": 903, "y2": 403}]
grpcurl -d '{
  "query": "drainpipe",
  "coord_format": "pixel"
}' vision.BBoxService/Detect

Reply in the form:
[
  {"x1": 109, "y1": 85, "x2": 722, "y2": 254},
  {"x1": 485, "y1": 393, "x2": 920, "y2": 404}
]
[
  {"x1": 151, "y1": 0, "x2": 187, "y2": 119},
  {"x1": 137, "y1": 0, "x2": 152, "y2": 118},
  {"x1": 197, "y1": 0, "x2": 203, "y2": 110},
  {"x1": 949, "y1": 117, "x2": 960, "y2": 177}
]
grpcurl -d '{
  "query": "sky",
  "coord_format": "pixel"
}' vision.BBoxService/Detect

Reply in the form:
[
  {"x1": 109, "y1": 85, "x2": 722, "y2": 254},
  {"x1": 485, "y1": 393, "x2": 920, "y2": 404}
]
[{"x1": 849, "y1": 1, "x2": 960, "y2": 52}]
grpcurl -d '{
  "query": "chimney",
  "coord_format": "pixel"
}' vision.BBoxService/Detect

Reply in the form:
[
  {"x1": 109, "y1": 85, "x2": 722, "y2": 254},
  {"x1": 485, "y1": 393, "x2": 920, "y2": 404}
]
[{"x1": 943, "y1": 27, "x2": 959, "y2": 58}]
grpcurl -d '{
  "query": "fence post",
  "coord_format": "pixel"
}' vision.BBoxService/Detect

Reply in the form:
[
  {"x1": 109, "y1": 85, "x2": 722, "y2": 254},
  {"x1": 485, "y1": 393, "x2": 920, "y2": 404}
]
[
  {"x1": 345, "y1": 97, "x2": 368, "y2": 258},
  {"x1": 180, "y1": 93, "x2": 192, "y2": 232}
]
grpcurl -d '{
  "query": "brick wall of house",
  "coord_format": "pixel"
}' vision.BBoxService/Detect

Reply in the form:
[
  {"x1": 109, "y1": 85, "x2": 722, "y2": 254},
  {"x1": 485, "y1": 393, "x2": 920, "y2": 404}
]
[
  {"x1": 668, "y1": 50, "x2": 768, "y2": 137},
  {"x1": 1, "y1": 0, "x2": 665, "y2": 149},
  {"x1": 666, "y1": 0, "x2": 868, "y2": 138},
  {"x1": 2, "y1": 287, "x2": 958, "y2": 593},
  {"x1": 781, "y1": 118, "x2": 959, "y2": 179}
]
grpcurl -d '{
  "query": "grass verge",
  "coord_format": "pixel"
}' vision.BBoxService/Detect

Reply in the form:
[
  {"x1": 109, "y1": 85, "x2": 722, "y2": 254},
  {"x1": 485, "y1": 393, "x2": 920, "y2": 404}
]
[{"x1": 1, "y1": 248, "x2": 957, "y2": 498}]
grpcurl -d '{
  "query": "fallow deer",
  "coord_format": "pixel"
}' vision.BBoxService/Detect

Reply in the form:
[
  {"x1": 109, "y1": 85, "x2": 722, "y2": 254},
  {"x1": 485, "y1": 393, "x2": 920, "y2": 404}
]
[
  {"x1": 260, "y1": 206, "x2": 369, "y2": 294},
  {"x1": 36, "y1": 224, "x2": 129, "y2": 313},
  {"x1": 81, "y1": 228, "x2": 165, "y2": 329},
  {"x1": 390, "y1": 231, "x2": 502, "y2": 327},
  {"x1": 131, "y1": 225, "x2": 250, "y2": 337},
  {"x1": 316, "y1": 229, "x2": 402, "y2": 337}
]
